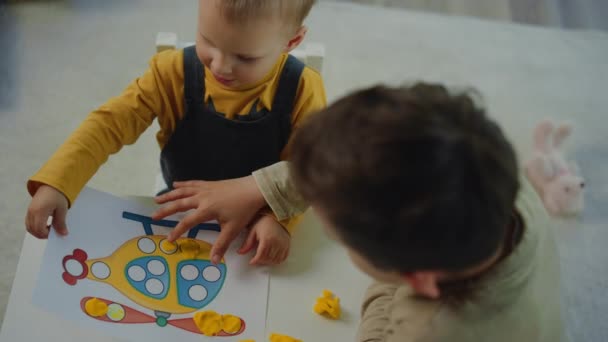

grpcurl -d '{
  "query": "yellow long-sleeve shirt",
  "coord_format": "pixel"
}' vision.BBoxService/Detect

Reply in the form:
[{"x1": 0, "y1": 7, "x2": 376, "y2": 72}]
[{"x1": 28, "y1": 49, "x2": 326, "y2": 231}]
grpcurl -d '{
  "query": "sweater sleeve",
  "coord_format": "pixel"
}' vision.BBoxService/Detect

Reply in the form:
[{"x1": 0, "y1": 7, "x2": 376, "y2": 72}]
[
  {"x1": 252, "y1": 161, "x2": 308, "y2": 221},
  {"x1": 27, "y1": 50, "x2": 185, "y2": 205},
  {"x1": 357, "y1": 282, "x2": 399, "y2": 342}
]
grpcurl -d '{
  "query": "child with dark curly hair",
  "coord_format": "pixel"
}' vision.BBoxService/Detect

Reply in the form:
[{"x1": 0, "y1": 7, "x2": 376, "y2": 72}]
[{"x1": 289, "y1": 83, "x2": 564, "y2": 342}]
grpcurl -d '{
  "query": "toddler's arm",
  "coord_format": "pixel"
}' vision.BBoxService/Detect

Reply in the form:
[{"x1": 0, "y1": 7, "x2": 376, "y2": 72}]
[
  {"x1": 27, "y1": 50, "x2": 184, "y2": 207},
  {"x1": 252, "y1": 161, "x2": 308, "y2": 220},
  {"x1": 152, "y1": 161, "x2": 307, "y2": 264}
]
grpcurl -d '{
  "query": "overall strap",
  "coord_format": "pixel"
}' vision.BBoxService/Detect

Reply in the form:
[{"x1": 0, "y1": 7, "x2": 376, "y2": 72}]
[
  {"x1": 272, "y1": 55, "x2": 305, "y2": 116},
  {"x1": 183, "y1": 46, "x2": 206, "y2": 112}
]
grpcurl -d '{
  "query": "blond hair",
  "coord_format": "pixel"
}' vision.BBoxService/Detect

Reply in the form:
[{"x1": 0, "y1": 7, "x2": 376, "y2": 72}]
[{"x1": 217, "y1": 0, "x2": 316, "y2": 29}]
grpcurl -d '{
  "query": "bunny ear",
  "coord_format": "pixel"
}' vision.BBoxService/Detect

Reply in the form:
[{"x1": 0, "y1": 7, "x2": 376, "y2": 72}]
[
  {"x1": 534, "y1": 120, "x2": 555, "y2": 153},
  {"x1": 553, "y1": 123, "x2": 573, "y2": 148}
]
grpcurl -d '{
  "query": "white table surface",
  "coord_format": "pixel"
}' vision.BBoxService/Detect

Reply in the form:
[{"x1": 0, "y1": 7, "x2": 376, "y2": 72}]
[{"x1": 0, "y1": 206, "x2": 371, "y2": 341}]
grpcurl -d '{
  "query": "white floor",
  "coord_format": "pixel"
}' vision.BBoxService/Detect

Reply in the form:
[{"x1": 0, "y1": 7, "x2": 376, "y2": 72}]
[
  {"x1": 328, "y1": 0, "x2": 608, "y2": 30},
  {"x1": 1, "y1": 1, "x2": 607, "y2": 341}
]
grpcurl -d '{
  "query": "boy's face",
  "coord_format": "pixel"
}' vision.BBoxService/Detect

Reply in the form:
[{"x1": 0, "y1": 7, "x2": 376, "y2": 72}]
[{"x1": 196, "y1": 0, "x2": 300, "y2": 89}]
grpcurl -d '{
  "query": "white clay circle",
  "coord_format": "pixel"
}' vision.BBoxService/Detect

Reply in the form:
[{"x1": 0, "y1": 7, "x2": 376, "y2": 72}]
[
  {"x1": 137, "y1": 237, "x2": 156, "y2": 254},
  {"x1": 91, "y1": 262, "x2": 110, "y2": 279},
  {"x1": 189, "y1": 285, "x2": 208, "y2": 302},
  {"x1": 147, "y1": 260, "x2": 165, "y2": 276},
  {"x1": 127, "y1": 265, "x2": 146, "y2": 282},
  {"x1": 202, "y1": 266, "x2": 221, "y2": 282},
  {"x1": 180, "y1": 264, "x2": 199, "y2": 281},
  {"x1": 145, "y1": 278, "x2": 164, "y2": 295}
]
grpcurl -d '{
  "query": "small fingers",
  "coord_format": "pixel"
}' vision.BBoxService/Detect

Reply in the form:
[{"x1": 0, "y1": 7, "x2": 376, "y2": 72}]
[
  {"x1": 266, "y1": 247, "x2": 285, "y2": 265},
  {"x1": 31, "y1": 212, "x2": 50, "y2": 239},
  {"x1": 249, "y1": 241, "x2": 267, "y2": 265},
  {"x1": 269, "y1": 245, "x2": 289, "y2": 265},
  {"x1": 279, "y1": 250, "x2": 288, "y2": 263},
  {"x1": 151, "y1": 198, "x2": 197, "y2": 220},
  {"x1": 52, "y1": 206, "x2": 69, "y2": 236},
  {"x1": 251, "y1": 241, "x2": 277, "y2": 265},
  {"x1": 25, "y1": 202, "x2": 50, "y2": 239},
  {"x1": 211, "y1": 223, "x2": 245, "y2": 264},
  {"x1": 25, "y1": 212, "x2": 33, "y2": 236},
  {"x1": 268, "y1": 247, "x2": 279, "y2": 263},
  {"x1": 167, "y1": 210, "x2": 210, "y2": 242},
  {"x1": 238, "y1": 229, "x2": 257, "y2": 255},
  {"x1": 274, "y1": 248, "x2": 287, "y2": 264},
  {"x1": 154, "y1": 187, "x2": 197, "y2": 205}
]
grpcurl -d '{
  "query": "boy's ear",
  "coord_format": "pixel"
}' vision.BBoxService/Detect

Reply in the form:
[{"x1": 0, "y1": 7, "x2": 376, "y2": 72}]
[
  {"x1": 284, "y1": 26, "x2": 308, "y2": 52},
  {"x1": 403, "y1": 272, "x2": 442, "y2": 299}
]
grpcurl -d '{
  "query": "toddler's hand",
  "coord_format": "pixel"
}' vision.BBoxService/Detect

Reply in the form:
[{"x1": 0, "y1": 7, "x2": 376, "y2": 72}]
[
  {"x1": 238, "y1": 214, "x2": 290, "y2": 266},
  {"x1": 152, "y1": 176, "x2": 267, "y2": 264},
  {"x1": 25, "y1": 184, "x2": 69, "y2": 239}
]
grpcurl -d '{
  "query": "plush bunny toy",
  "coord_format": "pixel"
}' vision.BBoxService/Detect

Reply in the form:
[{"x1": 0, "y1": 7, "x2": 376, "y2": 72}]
[{"x1": 524, "y1": 120, "x2": 585, "y2": 217}]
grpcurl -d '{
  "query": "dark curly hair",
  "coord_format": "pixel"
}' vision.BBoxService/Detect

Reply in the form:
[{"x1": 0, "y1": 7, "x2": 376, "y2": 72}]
[{"x1": 289, "y1": 83, "x2": 519, "y2": 273}]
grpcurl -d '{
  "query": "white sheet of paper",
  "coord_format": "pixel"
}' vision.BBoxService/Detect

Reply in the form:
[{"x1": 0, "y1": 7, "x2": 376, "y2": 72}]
[{"x1": 32, "y1": 187, "x2": 269, "y2": 342}]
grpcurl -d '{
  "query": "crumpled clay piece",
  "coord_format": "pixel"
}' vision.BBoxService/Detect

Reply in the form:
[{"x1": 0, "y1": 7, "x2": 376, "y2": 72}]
[
  {"x1": 222, "y1": 314, "x2": 242, "y2": 334},
  {"x1": 193, "y1": 311, "x2": 244, "y2": 336},
  {"x1": 193, "y1": 310, "x2": 223, "y2": 336},
  {"x1": 313, "y1": 289, "x2": 341, "y2": 319}
]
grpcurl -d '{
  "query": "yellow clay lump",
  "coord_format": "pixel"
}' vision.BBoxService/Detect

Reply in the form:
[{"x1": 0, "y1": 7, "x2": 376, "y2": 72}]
[
  {"x1": 84, "y1": 297, "x2": 108, "y2": 317},
  {"x1": 313, "y1": 289, "x2": 341, "y2": 319},
  {"x1": 222, "y1": 314, "x2": 242, "y2": 334},
  {"x1": 193, "y1": 311, "x2": 243, "y2": 336},
  {"x1": 180, "y1": 239, "x2": 201, "y2": 259},
  {"x1": 160, "y1": 239, "x2": 177, "y2": 253},
  {"x1": 193, "y1": 310, "x2": 223, "y2": 336}
]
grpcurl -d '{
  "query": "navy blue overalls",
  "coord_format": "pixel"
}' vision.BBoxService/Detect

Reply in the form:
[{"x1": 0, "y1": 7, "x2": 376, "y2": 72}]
[{"x1": 160, "y1": 46, "x2": 305, "y2": 189}]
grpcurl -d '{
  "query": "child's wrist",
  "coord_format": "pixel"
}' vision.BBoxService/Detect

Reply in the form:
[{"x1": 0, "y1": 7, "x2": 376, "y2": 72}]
[
  {"x1": 241, "y1": 175, "x2": 267, "y2": 210},
  {"x1": 258, "y1": 211, "x2": 290, "y2": 234}
]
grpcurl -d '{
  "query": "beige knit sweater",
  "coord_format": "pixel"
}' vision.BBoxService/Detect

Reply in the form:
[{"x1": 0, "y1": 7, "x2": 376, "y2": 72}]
[{"x1": 254, "y1": 162, "x2": 566, "y2": 342}]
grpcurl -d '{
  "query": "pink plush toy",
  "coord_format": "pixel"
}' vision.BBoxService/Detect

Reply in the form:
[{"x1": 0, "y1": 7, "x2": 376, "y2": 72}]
[{"x1": 524, "y1": 120, "x2": 585, "y2": 217}]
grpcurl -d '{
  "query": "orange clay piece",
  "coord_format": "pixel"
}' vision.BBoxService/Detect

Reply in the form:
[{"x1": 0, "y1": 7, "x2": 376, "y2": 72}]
[
  {"x1": 222, "y1": 314, "x2": 242, "y2": 334},
  {"x1": 84, "y1": 297, "x2": 108, "y2": 317},
  {"x1": 269, "y1": 333, "x2": 302, "y2": 342},
  {"x1": 313, "y1": 289, "x2": 341, "y2": 319},
  {"x1": 180, "y1": 239, "x2": 201, "y2": 259},
  {"x1": 193, "y1": 310, "x2": 223, "y2": 336}
]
